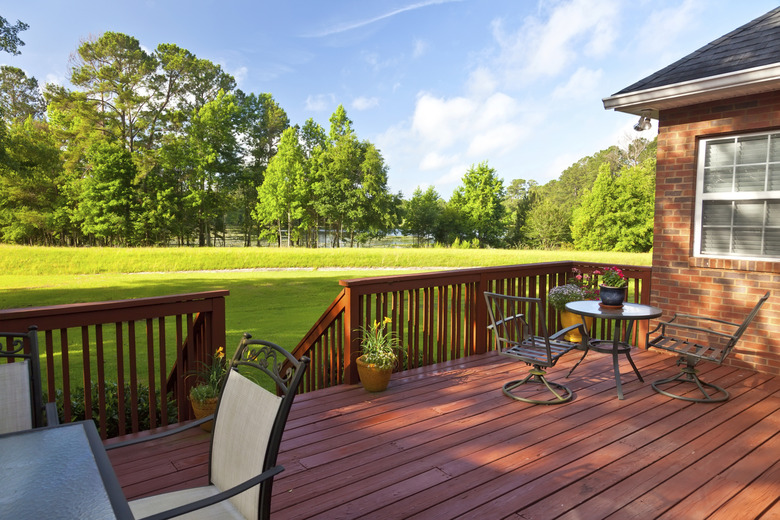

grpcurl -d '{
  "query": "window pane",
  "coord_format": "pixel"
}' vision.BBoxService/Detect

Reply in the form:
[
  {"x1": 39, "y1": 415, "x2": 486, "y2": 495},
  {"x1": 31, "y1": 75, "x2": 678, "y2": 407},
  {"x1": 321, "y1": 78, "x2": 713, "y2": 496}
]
[
  {"x1": 735, "y1": 165, "x2": 767, "y2": 191},
  {"x1": 704, "y1": 139, "x2": 735, "y2": 168},
  {"x1": 702, "y1": 201, "x2": 732, "y2": 226},
  {"x1": 767, "y1": 201, "x2": 780, "y2": 226},
  {"x1": 765, "y1": 229, "x2": 780, "y2": 255},
  {"x1": 734, "y1": 202, "x2": 764, "y2": 226},
  {"x1": 733, "y1": 230, "x2": 763, "y2": 255},
  {"x1": 703, "y1": 167, "x2": 733, "y2": 192},
  {"x1": 701, "y1": 228, "x2": 730, "y2": 254},
  {"x1": 769, "y1": 134, "x2": 780, "y2": 162},
  {"x1": 769, "y1": 165, "x2": 780, "y2": 190},
  {"x1": 737, "y1": 135, "x2": 768, "y2": 164}
]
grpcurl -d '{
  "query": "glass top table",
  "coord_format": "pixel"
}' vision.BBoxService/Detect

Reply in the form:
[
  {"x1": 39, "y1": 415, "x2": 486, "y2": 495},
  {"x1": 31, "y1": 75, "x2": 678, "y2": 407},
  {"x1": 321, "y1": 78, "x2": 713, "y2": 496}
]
[
  {"x1": 0, "y1": 421, "x2": 133, "y2": 519},
  {"x1": 565, "y1": 300, "x2": 663, "y2": 400}
]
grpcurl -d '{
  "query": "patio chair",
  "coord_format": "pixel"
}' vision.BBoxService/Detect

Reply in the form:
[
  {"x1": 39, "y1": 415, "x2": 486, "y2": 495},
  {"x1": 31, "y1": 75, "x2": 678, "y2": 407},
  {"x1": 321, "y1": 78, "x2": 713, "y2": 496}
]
[
  {"x1": 108, "y1": 333, "x2": 309, "y2": 520},
  {"x1": 0, "y1": 326, "x2": 58, "y2": 434},
  {"x1": 484, "y1": 292, "x2": 587, "y2": 404},
  {"x1": 647, "y1": 291, "x2": 769, "y2": 403}
]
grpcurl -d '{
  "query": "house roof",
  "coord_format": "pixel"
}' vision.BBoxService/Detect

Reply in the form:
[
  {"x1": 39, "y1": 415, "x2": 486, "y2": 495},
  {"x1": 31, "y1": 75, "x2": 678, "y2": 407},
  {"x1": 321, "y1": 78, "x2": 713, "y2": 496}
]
[{"x1": 603, "y1": 7, "x2": 780, "y2": 117}]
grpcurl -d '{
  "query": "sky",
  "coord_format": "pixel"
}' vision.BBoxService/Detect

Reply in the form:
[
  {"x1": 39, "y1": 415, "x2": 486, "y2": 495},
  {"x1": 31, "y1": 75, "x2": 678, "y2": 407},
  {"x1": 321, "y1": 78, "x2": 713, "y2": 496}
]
[{"x1": 3, "y1": 0, "x2": 779, "y2": 199}]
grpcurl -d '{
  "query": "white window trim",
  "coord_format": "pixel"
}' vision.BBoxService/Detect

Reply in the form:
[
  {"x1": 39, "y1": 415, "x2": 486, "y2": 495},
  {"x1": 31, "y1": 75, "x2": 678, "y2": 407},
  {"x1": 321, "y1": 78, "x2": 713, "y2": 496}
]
[{"x1": 693, "y1": 130, "x2": 780, "y2": 261}]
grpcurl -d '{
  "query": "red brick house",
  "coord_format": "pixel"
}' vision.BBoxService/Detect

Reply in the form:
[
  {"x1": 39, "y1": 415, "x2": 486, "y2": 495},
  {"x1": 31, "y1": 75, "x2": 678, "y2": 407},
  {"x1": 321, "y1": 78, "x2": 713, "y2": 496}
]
[{"x1": 603, "y1": 7, "x2": 780, "y2": 375}]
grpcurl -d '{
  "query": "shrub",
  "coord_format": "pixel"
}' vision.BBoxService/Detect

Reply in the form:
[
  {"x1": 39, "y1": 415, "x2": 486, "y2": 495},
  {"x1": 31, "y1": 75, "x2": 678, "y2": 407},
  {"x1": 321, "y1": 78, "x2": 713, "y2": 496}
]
[{"x1": 55, "y1": 380, "x2": 178, "y2": 438}]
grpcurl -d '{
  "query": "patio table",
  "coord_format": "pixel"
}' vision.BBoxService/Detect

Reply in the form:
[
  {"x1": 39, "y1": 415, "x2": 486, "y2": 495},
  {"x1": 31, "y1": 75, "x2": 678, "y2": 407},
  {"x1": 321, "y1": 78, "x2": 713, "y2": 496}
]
[
  {"x1": 565, "y1": 300, "x2": 663, "y2": 400},
  {"x1": 0, "y1": 420, "x2": 133, "y2": 519}
]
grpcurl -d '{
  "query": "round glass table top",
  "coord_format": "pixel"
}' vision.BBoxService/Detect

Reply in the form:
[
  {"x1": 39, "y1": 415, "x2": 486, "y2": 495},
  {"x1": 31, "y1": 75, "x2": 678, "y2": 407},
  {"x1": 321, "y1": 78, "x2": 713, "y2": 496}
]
[{"x1": 565, "y1": 300, "x2": 663, "y2": 320}]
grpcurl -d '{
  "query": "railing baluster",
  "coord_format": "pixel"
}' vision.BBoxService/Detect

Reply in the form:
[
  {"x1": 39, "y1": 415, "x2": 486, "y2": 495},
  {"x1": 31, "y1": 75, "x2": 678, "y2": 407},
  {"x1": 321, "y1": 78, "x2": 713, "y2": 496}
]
[
  {"x1": 115, "y1": 322, "x2": 126, "y2": 437},
  {"x1": 95, "y1": 324, "x2": 107, "y2": 437}
]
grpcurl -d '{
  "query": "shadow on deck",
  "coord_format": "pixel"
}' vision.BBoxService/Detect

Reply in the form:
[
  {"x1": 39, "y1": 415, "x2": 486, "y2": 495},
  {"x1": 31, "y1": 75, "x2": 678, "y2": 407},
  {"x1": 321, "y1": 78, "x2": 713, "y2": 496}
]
[{"x1": 107, "y1": 348, "x2": 780, "y2": 519}]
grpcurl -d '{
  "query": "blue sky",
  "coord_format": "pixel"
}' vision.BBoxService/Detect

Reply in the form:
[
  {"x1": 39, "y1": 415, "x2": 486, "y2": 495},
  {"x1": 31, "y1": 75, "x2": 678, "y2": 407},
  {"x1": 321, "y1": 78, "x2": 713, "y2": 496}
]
[{"x1": 3, "y1": 0, "x2": 779, "y2": 198}]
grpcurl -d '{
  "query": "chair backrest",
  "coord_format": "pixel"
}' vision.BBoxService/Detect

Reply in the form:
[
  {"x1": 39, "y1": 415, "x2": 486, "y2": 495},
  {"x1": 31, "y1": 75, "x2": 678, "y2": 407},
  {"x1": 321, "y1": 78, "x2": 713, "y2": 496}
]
[
  {"x1": 731, "y1": 292, "x2": 770, "y2": 347},
  {"x1": 0, "y1": 326, "x2": 44, "y2": 434},
  {"x1": 209, "y1": 334, "x2": 309, "y2": 520},
  {"x1": 484, "y1": 292, "x2": 554, "y2": 364}
]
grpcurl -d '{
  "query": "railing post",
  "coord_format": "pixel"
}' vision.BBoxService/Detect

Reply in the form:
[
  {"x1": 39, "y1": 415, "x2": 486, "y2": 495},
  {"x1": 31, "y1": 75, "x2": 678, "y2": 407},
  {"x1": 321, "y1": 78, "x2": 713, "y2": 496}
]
[
  {"x1": 343, "y1": 285, "x2": 360, "y2": 384},
  {"x1": 474, "y1": 272, "x2": 489, "y2": 354}
]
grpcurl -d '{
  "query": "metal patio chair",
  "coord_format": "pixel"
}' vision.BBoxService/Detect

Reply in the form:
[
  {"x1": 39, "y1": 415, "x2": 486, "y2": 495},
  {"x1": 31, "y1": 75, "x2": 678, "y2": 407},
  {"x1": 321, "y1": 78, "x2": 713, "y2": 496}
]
[
  {"x1": 0, "y1": 326, "x2": 58, "y2": 434},
  {"x1": 485, "y1": 292, "x2": 587, "y2": 404},
  {"x1": 108, "y1": 334, "x2": 309, "y2": 520},
  {"x1": 647, "y1": 292, "x2": 769, "y2": 403}
]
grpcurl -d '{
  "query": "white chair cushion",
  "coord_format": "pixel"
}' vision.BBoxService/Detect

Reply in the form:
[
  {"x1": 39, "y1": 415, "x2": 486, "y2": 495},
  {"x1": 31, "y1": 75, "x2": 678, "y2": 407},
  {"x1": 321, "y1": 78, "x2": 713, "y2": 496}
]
[
  {"x1": 129, "y1": 485, "x2": 244, "y2": 520},
  {"x1": 210, "y1": 370, "x2": 282, "y2": 519},
  {"x1": 0, "y1": 361, "x2": 32, "y2": 434}
]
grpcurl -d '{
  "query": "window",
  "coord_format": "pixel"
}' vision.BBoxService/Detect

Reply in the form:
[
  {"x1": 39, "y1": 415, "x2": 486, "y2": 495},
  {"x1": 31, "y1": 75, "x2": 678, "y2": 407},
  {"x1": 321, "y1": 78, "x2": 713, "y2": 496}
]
[{"x1": 694, "y1": 132, "x2": 780, "y2": 260}]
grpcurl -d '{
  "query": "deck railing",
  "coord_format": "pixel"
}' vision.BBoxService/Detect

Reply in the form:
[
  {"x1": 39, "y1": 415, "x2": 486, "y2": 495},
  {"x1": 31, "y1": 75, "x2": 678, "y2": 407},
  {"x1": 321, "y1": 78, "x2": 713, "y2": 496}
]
[
  {"x1": 290, "y1": 261, "x2": 652, "y2": 392},
  {"x1": 0, "y1": 262, "x2": 651, "y2": 438},
  {"x1": 0, "y1": 291, "x2": 228, "y2": 439}
]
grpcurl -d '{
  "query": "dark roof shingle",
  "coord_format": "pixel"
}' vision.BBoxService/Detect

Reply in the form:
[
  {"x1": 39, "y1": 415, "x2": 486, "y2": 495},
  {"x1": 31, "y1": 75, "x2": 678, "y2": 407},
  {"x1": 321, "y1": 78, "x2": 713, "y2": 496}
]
[{"x1": 615, "y1": 7, "x2": 780, "y2": 95}]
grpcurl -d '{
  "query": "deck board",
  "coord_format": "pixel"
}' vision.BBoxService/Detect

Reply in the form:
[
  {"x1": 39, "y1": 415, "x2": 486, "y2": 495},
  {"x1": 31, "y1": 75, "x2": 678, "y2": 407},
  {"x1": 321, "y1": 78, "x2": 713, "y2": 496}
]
[{"x1": 107, "y1": 348, "x2": 780, "y2": 519}]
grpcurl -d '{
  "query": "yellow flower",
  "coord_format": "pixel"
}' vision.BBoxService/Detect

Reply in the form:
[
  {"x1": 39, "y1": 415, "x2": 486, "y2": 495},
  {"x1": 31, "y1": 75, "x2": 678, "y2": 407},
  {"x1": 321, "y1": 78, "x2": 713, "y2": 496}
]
[
  {"x1": 216, "y1": 346, "x2": 225, "y2": 359},
  {"x1": 383, "y1": 317, "x2": 392, "y2": 325}
]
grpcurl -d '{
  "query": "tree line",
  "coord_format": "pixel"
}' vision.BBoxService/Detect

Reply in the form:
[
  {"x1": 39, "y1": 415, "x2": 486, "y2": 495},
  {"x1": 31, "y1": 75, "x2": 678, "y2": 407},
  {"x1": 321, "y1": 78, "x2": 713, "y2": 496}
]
[{"x1": 0, "y1": 19, "x2": 656, "y2": 251}]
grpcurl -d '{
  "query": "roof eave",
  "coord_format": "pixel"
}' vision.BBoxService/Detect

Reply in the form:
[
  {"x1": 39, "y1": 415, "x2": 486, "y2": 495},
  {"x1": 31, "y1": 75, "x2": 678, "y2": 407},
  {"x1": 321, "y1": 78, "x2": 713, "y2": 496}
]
[{"x1": 602, "y1": 63, "x2": 780, "y2": 118}]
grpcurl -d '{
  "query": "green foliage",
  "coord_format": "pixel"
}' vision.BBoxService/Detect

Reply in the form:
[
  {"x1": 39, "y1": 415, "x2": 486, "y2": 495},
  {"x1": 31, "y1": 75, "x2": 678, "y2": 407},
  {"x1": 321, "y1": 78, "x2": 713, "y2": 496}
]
[
  {"x1": 187, "y1": 346, "x2": 229, "y2": 402},
  {"x1": 596, "y1": 266, "x2": 628, "y2": 288},
  {"x1": 449, "y1": 161, "x2": 506, "y2": 247},
  {"x1": 358, "y1": 317, "x2": 401, "y2": 369},
  {"x1": 402, "y1": 186, "x2": 443, "y2": 246},
  {"x1": 571, "y1": 157, "x2": 656, "y2": 252},
  {"x1": 0, "y1": 16, "x2": 28, "y2": 56},
  {"x1": 55, "y1": 381, "x2": 178, "y2": 438}
]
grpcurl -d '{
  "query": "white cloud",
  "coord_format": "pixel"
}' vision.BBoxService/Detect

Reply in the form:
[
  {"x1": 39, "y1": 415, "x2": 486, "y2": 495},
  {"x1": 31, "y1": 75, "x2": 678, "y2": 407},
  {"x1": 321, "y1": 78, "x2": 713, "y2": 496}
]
[
  {"x1": 305, "y1": 93, "x2": 335, "y2": 111},
  {"x1": 352, "y1": 96, "x2": 380, "y2": 110},
  {"x1": 552, "y1": 67, "x2": 603, "y2": 99},
  {"x1": 231, "y1": 66, "x2": 248, "y2": 86},
  {"x1": 419, "y1": 151, "x2": 460, "y2": 170},
  {"x1": 491, "y1": 0, "x2": 620, "y2": 85},
  {"x1": 413, "y1": 38, "x2": 428, "y2": 58},
  {"x1": 467, "y1": 66, "x2": 498, "y2": 98}
]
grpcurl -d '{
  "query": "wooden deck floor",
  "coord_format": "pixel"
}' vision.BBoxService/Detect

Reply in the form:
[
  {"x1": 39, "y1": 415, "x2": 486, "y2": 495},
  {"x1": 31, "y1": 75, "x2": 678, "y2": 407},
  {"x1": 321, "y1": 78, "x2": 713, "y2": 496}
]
[{"x1": 107, "y1": 348, "x2": 780, "y2": 519}]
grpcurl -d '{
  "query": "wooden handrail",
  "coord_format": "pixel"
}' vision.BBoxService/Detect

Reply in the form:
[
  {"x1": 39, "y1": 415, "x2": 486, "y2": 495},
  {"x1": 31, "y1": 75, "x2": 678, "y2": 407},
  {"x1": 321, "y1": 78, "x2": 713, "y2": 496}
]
[{"x1": 0, "y1": 291, "x2": 229, "y2": 439}]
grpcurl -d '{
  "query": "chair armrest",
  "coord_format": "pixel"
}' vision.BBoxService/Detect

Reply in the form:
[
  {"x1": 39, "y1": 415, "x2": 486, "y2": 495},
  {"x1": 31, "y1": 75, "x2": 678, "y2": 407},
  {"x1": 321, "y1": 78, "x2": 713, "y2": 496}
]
[
  {"x1": 104, "y1": 415, "x2": 214, "y2": 450},
  {"x1": 138, "y1": 465, "x2": 285, "y2": 520},
  {"x1": 45, "y1": 402, "x2": 59, "y2": 426},
  {"x1": 664, "y1": 313, "x2": 740, "y2": 329},
  {"x1": 550, "y1": 323, "x2": 586, "y2": 340},
  {"x1": 652, "y1": 320, "x2": 736, "y2": 340}
]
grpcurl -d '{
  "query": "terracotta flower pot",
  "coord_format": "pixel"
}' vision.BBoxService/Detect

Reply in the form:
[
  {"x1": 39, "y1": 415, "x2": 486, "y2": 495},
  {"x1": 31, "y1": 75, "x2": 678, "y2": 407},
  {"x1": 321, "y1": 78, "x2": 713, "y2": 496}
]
[
  {"x1": 190, "y1": 394, "x2": 218, "y2": 431},
  {"x1": 560, "y1": 310, "x2": 593, "y2": 343},
  {"x1": 356, "y1": 355, "x2": 393, "y2": 392}
]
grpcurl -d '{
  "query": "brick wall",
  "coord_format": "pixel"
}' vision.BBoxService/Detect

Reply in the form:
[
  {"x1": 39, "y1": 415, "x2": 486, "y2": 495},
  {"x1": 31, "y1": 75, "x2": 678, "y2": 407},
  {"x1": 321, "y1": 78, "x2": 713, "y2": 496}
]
[{"x1": 654, "y1": 90, "x2": 780, "y2": 375}]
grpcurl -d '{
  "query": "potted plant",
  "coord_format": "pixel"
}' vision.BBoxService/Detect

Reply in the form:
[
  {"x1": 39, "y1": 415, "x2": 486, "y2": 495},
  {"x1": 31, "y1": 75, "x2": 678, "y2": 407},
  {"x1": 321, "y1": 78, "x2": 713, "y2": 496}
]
[
  {"x1": 356, "y1": 317, "x2": 401, "y2": 392},
  {"x1": 548, "y1": 283, "x2": 592, "y2": 342},
  {"x1": 188, "y1": 346, "x2": 228, "y2": 431},
  {"x1": 595, "y1": 266, "x2": 628, "y2": 307}
]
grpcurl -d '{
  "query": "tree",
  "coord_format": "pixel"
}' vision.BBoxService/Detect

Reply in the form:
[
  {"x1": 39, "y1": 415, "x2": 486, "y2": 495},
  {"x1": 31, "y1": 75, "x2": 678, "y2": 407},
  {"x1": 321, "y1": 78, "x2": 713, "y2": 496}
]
[
  {"x1": 449, "y1": 161, "x2": 506, "y2": 247},
  {"x1": 0, "y1": 118, "x2": 63, "y2": 244},
  {"x1": 78, "y1": 140, "x2": 137, "y2": 245},
  {"x1": 402, "y1": 186, "x2": 442, "y2": 246},
  {"x1": 254, "y1": 126, "x2": 305, "y2": 246},
  {"x1": 69, "y1": 32, "x2": 157, "y2": 153},
  {"x1": 235, "y1": 91, "x2": 288, "y2": 245},
  {"x1": 0, "y1": 66, "x2": 46, "y2": 123},
  {"x1": 0, "y1": 16, "x2": 28, "y2": 55},
  {"x1": 522, "y1": 199, "x2": 571, "y2": 249},
  {"x1": 503, "y1": 178, "x2": 536, "y2": 247},
  {"x1": 571, "y1": 158, "x2": 656, "y2": 252}
]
